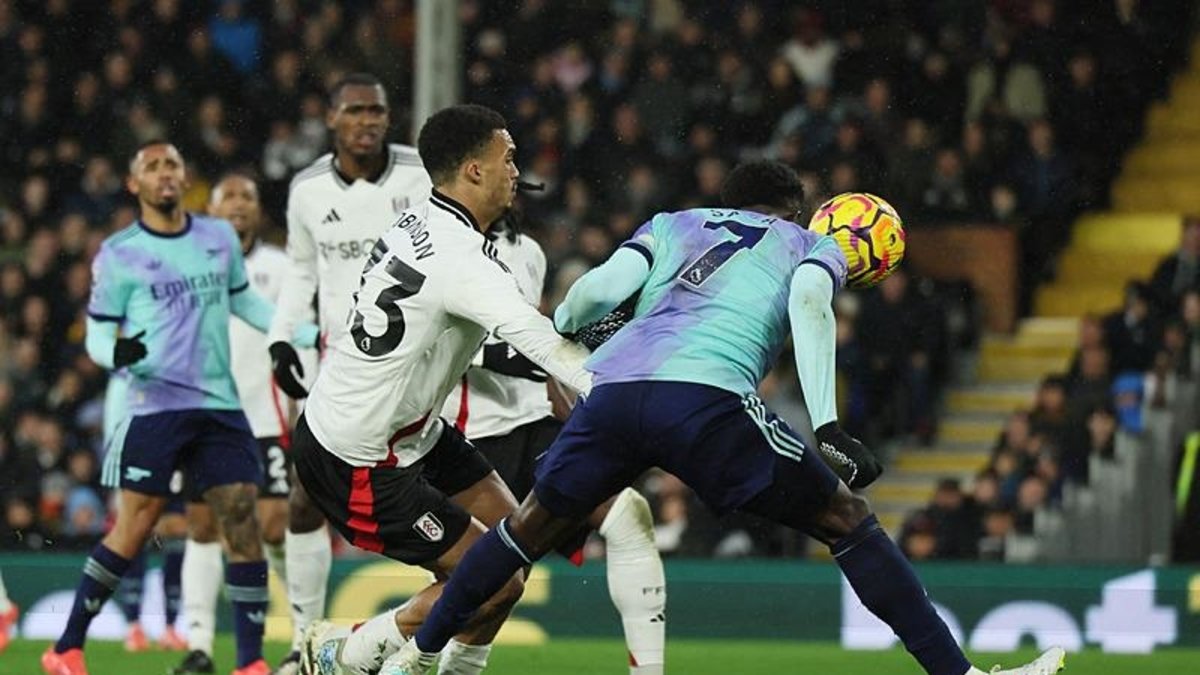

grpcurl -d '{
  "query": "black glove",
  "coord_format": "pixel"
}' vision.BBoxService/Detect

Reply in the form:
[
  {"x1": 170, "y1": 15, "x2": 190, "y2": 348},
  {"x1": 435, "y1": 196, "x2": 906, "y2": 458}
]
[
  {"x1": 569, "y1": 292, "x2": 640, "y2": 350},
  {"x1": 481, "y1": 342, "x2": 547, "y2": 382},
  {"x1": 113, "y1": 330, "x2": 148, "y2": 369},
  {"x1": 815, "y1": 422, "x2": 883, "y2": 489},
  {"x1": 269, "y1": 341, "x2": 309, "y2": 399}
]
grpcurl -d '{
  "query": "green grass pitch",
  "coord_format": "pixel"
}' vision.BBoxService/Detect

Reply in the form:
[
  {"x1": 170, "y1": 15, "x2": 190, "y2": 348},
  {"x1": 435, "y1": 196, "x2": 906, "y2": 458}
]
[{"x1": 4, "y1": 638, "x2": 1198, "y2": 674}]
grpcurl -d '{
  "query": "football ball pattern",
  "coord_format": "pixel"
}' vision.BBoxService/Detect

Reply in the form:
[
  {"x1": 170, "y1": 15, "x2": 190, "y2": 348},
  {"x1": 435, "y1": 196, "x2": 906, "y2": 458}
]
[{"x1": 807, "y1": 192, "x2": 906, "y2": 289}]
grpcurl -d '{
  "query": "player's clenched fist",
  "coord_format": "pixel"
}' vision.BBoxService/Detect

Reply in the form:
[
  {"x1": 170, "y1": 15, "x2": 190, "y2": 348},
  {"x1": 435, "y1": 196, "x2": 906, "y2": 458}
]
[
  {"x1": 814, "y1": 422, "x2": 883, "y2": 488},
  {"x1": 113, "y1": 330, "x2": 148, "y2": 369}
]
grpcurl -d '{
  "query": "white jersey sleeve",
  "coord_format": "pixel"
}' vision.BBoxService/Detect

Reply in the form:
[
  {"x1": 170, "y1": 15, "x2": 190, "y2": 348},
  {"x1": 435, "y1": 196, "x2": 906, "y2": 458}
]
[
  {"x1": 268, "y1": 175, "x2": 320, "y2": 346},
  {"x1": 232, "y1": 243, "x2": 304, "y2": 438},
  {"x1": 441, "y1": 233, "x2": 554, "y2": 439},
  {"x1": 443, "y1": 244, "x2": 592, "y2": 396}
]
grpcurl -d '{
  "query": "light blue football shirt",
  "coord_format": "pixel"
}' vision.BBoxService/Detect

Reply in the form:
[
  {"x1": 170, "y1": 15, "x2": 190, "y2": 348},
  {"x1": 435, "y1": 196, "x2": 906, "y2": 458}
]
[
  {"x1": 87, "y1": 214, "x2": 251, "y2": 415},
  {"x1": 586, "y1": 208, "x2": 848, "y2": 395}
]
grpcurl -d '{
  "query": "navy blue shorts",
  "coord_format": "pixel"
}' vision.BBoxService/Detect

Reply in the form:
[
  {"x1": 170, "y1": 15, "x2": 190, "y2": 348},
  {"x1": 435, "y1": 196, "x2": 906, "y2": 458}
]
[
  {"x1": 534, "y1": 382, "x2": 840, "y2": 527},
  {"x1": 102, "y1": 409, "x2": 263, "y2": 500}
]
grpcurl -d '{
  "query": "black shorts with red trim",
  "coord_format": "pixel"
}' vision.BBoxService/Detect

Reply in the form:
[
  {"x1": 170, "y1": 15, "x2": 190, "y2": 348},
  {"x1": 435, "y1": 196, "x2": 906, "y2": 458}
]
[{"x1": 291, "y1": 414, "x2": 494, "y2": 565}]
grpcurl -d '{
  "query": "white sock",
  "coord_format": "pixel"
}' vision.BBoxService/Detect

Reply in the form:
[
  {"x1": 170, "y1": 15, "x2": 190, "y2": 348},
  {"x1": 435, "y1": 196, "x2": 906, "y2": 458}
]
[
  {"x1": 966, "y1": 668, "x2": 989, "y2": 675},
  {"x1": 285, "y1": 527, "x2": 332, "y2": 651},
  {"x1": 599, "y1": 488, "x2": 666, "y2": 675},
  {"x1": 264, "y1": 540, "x2": 288, "y2": 586},
  {"x1": 0, "y1": 568, "x2": 12, "y2": 613},
  {"x1": 182, "y1": 539, "x2": 223, "y2": 655},
  {"x1": 342, "y1": 608, "x2": 405, "y2": 671},
  {"x1": 439, "y1": 639, "x2": 492, "y2": 675}
]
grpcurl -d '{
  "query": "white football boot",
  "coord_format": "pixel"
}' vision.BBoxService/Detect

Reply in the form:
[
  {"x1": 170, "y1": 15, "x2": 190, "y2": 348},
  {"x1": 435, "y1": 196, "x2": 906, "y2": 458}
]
[
  {"x1": 301, "y1": 620, "x2": 352, "y2": 675},
  {"x1": 378, "y1": 639, "x2": 439, "y2": 675},
  {"x1": 985, "y1": 647, "x2": 1066, "y2": 675}
]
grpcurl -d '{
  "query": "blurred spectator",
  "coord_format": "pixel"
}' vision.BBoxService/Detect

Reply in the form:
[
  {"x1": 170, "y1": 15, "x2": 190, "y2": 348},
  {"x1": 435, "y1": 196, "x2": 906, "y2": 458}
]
[
  {"x1": 1029, "y1": 375, "x2": 1070, "y2": 450},
  {"x1": 1149, "y1": 216, "x2": 1200, "y2": 315},
  {"x1": 978, "y1": 508, "x2": 1015, "y2": 561},
  {"x1": 1052, "y1": 51, "x2": 1112, "y2": 205},
  {"x1": 1014, "y1": 475, "x2": 1049, "y2": 533},
  {"x1": 1062, "y1": 404, "x2": 1117, "y2": 485},
  {"x1": 926, "y1": 478, "x2": 983, "y2": 559},
  {"x1": 1111, "y1": 372, "x2": 1145, "y2": 433},
  {"x1": 888, "y1": 119, "x2": 935, "y2": 214},
  {"x1": 780, "y1": 9, "x2": 838, "y2": 89},
  {"x1": 209, "y1": 0, "x2": 262, "y2": 75},
  {"x1": 966, "y1": 38, "x2": 1047, "y2": 123},
  {"x1": 919, "y1": 148, "x2": 975, "y2": 222},
  {"x1": 1012, "y1": 120, "x2": 1078, "y2": 301},
  {"x1": 630, "y1": 51, "x2": 689, "y2": 156},
  {"x1": 1104, "y1": 282, "x2": 1160, "y2": 373},
  {"x1": 1066, "y1": 346, "x2": 1112, "y2": 424},
  {"x1": 854, "y1": 267, "x2": 938, "y2": 444}
]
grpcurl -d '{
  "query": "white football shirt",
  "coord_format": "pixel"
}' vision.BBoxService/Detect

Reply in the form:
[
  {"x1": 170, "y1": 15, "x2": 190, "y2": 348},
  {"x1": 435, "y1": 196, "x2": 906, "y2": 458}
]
[
  {"x1": 268, "y1": 144, "x2": 432, "y2": 350},
  {"x1": 230, "y1": 240, "x2": 318, "y2": 438},
  {"x1": 441, "y1": 231, "x2": 554, "y2": 439},
  {"x1": 304, "y1": 190, "x2": 592, "y2": 468}
]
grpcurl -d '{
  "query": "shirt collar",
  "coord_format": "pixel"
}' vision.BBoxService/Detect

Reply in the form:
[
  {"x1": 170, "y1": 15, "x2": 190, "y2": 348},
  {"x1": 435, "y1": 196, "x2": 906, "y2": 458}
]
[{"x1": 430, "y1": 189, "x2": 482, "y2": 232}]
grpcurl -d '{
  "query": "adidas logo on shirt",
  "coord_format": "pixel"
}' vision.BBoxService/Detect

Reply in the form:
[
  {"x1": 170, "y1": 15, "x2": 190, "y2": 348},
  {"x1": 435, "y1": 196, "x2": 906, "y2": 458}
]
[{"x1": 321, "y1": 208, "x2": 342, "y2": 225}]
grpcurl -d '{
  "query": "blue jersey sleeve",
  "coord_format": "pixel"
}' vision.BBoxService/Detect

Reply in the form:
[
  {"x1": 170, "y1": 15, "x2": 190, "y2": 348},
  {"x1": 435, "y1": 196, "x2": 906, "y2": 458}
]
[
  {"x1": 618, "y1": 216, "x2": 658, "y2": 267},
  {"x1": 87, "y1": 244, "x2": 131, "y2": 322}
]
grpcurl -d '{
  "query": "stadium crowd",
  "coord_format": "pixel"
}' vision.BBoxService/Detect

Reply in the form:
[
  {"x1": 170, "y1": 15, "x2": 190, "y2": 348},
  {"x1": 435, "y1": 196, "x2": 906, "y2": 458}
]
[
  {"x1": 0, "y1": 0, "x2": 1193, "y2": 558},
  {"x1": 900, "y1": 218, "x2": 1200, "y2": 562}
]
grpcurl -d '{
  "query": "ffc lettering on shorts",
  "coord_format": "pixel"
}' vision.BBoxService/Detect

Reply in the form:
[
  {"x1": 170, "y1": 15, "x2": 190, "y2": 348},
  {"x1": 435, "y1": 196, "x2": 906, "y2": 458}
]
[{"x1": 413, "y1": 512, "x2": 445, "y2": 542}]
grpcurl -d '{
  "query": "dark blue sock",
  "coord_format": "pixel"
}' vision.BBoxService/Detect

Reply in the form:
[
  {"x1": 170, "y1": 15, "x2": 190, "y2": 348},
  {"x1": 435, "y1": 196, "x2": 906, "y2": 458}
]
[
  {"x1": 415, "y1": 519, "x2": 532, "y2": 653},
  {"x1": 226, "y1": 560, "x2": 268, "y2": 668},
  {"x1": 55, "y1": 544, "x2": 133, "y2": 652},
  {"x1": 117, "y1": 550, "x2": 147, "y2": 623},
  {"x1": 162, "y1": 540, "x2": 184, "y2": 626},
  {"x1": 833, "y1": 515, "x2": 971, "y2": 675}
]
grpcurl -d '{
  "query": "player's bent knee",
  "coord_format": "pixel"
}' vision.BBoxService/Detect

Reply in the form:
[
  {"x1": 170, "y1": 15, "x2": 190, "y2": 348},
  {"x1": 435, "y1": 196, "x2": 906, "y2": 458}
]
[
  {"x1": 259, "y1": 503, "x2": 288, "y2": 546},
  {"x1": 826, "y1": 492, "x2": 872, "y2": 536},
  {"x1": 288, "y1": 482, "x2": 326, "y2": 533},
  {"x1": 190, "y1": 519, "x2": 219, "y2": 543},
  {"x1": 598, "y1": 488, "x2": 655, "y2": 548}
]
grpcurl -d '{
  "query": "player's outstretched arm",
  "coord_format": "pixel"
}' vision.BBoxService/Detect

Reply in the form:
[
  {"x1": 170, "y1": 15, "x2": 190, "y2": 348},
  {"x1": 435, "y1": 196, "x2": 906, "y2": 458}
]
[
  {"x1": 446, "y1": 259, "x2": 593, "y2": 394},
  {"x1": 230, "y1": 285, "x2": 275, "y2": 333},
  {"x1": 788, "y1": 263, "x2": 882, "y2": 488},
  {"x1": 553, "y1": 246, "x2": 651, "y2": 335}
]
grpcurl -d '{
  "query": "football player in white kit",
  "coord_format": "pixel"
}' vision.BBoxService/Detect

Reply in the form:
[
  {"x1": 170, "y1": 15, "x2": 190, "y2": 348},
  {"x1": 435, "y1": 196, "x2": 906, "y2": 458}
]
[
  {"x1": 439, "y1": 213, "x2": 667, "y2": 675},
  {"x1": 296, "y1": 104, "x2": 591, "y2": 675},
  {"x1": 171, "y1": 174, "x2": 318, "y2": 675},
  {"x1": 265, "y1": 73, "x2": 432, "y2": 672}
]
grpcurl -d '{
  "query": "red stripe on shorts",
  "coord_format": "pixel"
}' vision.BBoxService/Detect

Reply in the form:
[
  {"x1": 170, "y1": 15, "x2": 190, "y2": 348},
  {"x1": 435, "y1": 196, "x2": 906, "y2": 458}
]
[{"x1": 347, "y1": 467, "x2": 383, "y2": 553}]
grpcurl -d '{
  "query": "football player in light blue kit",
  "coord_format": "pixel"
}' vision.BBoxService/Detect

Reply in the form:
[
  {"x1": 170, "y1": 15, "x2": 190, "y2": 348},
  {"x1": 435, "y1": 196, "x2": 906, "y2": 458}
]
[
  {"x1": 394, "y1": 161, "x2": 1065, "y2": 675},
  {"x1": 102, "y1": 371, "x2": 187, "y2": 654},
  {"x1": 44, "y1": 141, "x2": 314, "y2": 675}
]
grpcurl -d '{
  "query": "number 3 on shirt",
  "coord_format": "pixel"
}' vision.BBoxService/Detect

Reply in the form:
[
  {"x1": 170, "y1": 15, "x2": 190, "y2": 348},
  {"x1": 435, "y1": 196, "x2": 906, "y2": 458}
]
[
  {"x1": 679, "y1": 219, "x2": 767, "y2": 287},
  {"x1": 351, "y1": 257, "x2": 426, "y2": 356}
]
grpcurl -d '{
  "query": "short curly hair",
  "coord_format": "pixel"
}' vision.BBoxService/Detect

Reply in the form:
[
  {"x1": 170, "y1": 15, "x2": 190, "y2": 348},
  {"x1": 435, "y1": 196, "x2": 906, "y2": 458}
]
[
  {"x1": 720, "y1": 160, "x2": 805, "y2": 213},
  {"x1": 417, "y1": 104, "x2": 508, "y2": 185}
]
